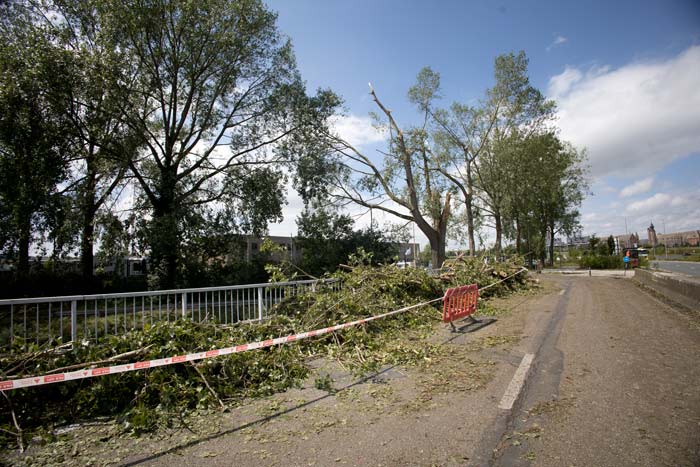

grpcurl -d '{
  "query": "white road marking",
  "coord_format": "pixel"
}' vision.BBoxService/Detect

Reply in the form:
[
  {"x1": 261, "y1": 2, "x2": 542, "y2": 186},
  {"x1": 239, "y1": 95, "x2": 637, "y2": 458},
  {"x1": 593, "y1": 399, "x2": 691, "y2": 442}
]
[
  {"x1": 498, "y1": 353, "x2": 535, "y2": 410},
  {"x1": 559, "y1": 289, "x2": 566, "y2": 296}
]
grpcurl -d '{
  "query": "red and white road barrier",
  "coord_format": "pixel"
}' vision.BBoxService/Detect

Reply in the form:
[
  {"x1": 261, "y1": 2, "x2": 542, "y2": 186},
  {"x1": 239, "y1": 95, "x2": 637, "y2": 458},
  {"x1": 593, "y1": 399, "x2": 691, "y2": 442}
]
[
  {"x1": 442, "y1": 284, "x2": 479, "y2": 323},
  {"x1": 0, "y1": 267, "x2": 527, "y2": 392}
]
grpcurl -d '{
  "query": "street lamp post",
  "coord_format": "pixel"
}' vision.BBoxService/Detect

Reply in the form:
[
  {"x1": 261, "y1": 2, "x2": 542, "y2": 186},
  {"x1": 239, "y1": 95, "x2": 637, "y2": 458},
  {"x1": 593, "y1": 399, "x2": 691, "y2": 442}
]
[{"x1": 663, "y1": 219, "x2": 668, "y2": 260}]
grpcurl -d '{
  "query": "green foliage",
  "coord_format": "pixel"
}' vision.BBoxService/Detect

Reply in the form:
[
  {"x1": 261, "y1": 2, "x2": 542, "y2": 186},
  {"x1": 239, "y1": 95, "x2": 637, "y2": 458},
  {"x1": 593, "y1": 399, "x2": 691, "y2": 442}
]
[
  {"x1": 1, "y1": 317, "x2": 309, "y2": 440},
  {"x1": 295, "y1": 205, "x2": 398, "y2": 276},
  {"x1": 0, "y1": 13, "x2": 73, "y2": 276},
  {"x1": 313, "y1": 374, "x2": 334, "y2": 392},
  {"x1": 578, "y1": 255, "x2": 622, "y2": 269}
]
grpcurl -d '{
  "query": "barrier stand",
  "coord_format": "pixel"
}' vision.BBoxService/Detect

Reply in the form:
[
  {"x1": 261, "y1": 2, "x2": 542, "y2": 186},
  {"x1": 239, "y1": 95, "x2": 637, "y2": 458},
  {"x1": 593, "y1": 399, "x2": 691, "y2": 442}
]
[
  {"x1": 441, "y1": 267, "x2": 529, "y2": 332},
  {"x1": 442, "y1": 284, "x2": 479, "y2": 332}
]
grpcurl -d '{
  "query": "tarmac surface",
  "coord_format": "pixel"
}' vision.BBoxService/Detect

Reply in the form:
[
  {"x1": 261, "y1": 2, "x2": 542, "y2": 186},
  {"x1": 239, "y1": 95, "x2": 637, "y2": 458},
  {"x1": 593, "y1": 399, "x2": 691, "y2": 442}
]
[
  {"x1": 651, "y1": 260, "x2": 700, "y2": 277},
  {"x1": 490, "y1": 275, "x2": 700, "y2": 466}
]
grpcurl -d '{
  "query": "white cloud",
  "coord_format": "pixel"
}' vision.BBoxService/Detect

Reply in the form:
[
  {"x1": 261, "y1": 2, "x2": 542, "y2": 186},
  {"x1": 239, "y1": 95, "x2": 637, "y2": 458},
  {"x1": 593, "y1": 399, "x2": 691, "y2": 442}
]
[
  {"x1": 582, "y1": 212, "x2": 602, "y2": 221},
  {"x1": 547, "y1": 35, "x2": 568, "y2": 51},
  {"x1": 547, "y1": 67, "x2": 582, "y2": 99},
  {"x1": 580, "y1": 188, "x2": 700, "y2": 238},
  {"x1": 670, "y1": 195, "x2": 689, "y2": 207},
  {"x1": 267, "y1": 181, "x2": 304, "y2": 237},
  {"x1": 625, "y1": 193, "x2": 672, "y2": 214},
  {"x1": 620, "y1": 177, "x2": 654, "y2": 198},
  {"x1": 549, "y1": 46, "x2": 700, "y2": 178},
  {"x1": 330, "y1": 114, "x2": 387, "y2": 147}
]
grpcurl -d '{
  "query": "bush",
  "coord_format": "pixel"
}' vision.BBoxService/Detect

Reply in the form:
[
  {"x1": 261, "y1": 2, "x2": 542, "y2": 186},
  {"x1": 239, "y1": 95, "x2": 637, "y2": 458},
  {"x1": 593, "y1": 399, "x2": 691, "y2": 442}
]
[{"x1": 578, "y1": 255, "x2": 622, "y2": 269}]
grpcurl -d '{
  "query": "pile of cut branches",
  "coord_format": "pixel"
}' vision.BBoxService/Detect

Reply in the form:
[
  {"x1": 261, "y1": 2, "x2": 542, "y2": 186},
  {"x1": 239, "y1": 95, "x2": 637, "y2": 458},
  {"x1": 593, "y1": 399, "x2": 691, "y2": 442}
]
[{"x1": 0, "y1": 256, "x2": 528, "y2": 448}]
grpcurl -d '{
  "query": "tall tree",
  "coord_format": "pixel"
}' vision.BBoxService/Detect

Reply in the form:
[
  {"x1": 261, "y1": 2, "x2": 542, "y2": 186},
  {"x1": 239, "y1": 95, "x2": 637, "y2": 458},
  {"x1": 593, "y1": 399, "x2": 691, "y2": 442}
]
[
  {"x1": 516, "y1": 133, "x2": 587, "y2": 265},
  {"x1": 607, "y1": 234, "x2": 616, "y2": 256},
  {"x1": 50, "y1": 1, "x2": 143, "y2": 282},
  {"x1": 0, "y1": 7, "x2": 71, "y2": 277},
  {"x1": 98, "y1": 0, "x2": 337, "y2": 286},
  {"x1": 419, "y1": 68, "x2": 494, "y2": 257},
  {"x1": 327, "y1": 81, "x2": 453, "y2": 268},
  {"x1": 472, "y1": 52, "x2": 556, "y2": 256}
]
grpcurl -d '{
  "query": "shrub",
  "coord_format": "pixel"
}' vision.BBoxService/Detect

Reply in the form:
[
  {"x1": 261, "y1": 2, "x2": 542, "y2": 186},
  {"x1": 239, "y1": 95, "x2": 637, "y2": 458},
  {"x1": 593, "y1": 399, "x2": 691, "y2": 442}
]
[{"x1": 578, "y1": 255, "x2": 622, "y2": 269}]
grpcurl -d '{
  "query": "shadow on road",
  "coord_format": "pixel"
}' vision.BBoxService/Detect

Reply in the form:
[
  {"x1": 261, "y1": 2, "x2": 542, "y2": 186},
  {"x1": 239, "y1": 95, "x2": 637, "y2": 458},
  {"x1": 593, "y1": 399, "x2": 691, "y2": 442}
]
[
  {"x1": 121, "y1": 363, "x2": 405, "y2": 466},
  {"x1": 123, "y1": 316, "x2": 506, "y2": 464}
]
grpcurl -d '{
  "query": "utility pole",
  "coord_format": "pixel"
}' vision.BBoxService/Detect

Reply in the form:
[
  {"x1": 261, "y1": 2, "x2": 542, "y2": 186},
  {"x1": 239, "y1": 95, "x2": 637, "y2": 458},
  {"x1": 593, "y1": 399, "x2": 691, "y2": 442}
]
[
  {"x1": 663, "y1": 218, "x2": 668, "y2": 260},
  {"x1": 651, "y1": 220, "x2": 656, "y2": 260}
]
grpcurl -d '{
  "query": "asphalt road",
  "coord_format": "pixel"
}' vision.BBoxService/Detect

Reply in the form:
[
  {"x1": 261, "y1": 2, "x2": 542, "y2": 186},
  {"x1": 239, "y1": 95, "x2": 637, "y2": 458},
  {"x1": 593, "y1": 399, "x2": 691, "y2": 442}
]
[
  {"x1": 651, "y1": 260, "x2": 700, "y2": 277},
  {"x1": 491, "y1": 275, "x2": 700, "y2": 466}
]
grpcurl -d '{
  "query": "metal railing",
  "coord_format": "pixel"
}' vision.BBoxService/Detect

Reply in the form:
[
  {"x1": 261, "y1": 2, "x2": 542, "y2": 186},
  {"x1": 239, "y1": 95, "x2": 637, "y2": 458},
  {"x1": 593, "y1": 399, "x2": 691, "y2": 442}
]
[{"x1": 0, "y1": 279, "x2": 340, "y2": 351}]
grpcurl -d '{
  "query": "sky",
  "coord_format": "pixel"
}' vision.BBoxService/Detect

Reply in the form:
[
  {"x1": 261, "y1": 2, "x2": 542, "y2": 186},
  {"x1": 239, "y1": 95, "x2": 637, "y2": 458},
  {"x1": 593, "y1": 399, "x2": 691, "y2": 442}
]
[{"x1": 264, "y1": 0, "x2": 700, "y2": 246}]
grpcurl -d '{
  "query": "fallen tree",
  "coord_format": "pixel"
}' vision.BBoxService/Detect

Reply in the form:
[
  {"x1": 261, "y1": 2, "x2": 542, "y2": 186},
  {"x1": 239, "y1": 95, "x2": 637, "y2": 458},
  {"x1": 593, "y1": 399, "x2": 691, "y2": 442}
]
[{"x1": 0, "y1": 256, "x2": 528, "y2": 448}]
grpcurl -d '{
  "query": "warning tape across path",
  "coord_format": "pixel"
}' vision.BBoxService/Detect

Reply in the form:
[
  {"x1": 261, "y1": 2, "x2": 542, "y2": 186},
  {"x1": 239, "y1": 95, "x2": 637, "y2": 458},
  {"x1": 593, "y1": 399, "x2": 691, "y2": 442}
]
[{"x1": 0, "y1": 297, "x2": 444, "y2": 392}]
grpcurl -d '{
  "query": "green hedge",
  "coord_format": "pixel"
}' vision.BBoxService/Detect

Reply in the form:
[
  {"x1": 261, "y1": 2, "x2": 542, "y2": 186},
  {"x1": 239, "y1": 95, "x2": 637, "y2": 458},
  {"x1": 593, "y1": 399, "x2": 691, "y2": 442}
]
[{"x1": 579, "y1": 255, "x2": 623, "y2": 269}]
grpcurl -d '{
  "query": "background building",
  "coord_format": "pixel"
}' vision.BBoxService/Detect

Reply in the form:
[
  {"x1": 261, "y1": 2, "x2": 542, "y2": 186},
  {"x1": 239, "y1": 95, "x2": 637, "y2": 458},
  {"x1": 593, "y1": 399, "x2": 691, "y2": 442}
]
[
  {"x1": 656, "y1": 230, "x2": 700, "y2": 247},
  {"x1": 647, "y1": 223, "x2": 658, "y2": 246}
]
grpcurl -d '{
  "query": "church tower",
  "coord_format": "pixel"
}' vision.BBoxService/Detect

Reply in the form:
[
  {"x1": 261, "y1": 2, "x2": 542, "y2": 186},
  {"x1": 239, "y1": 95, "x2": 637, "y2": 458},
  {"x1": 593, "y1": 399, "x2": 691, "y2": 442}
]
[{"x1": 647, "y1": 222, "x2": 658, "y2": 246}]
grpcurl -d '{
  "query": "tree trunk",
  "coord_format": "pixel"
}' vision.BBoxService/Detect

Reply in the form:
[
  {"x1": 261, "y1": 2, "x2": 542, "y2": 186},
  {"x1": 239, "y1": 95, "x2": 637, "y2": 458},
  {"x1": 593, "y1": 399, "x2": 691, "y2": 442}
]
[
  {"x1": 81, "y1": 216, "x2": 95, "y2": 281},
  {"x1": 540, "y1": 226, "x2": 548, "y2": 265},
  {"x1": 17, "y1": 216, "x2": 31, "y2": 278},
  {"x1": 150, "y1": 205, "x2": 179, "y2": 288},
  {"x1": 548, "y1": 222, "x2": 556, "y2": 267},
  {"x1": 465, "y1": 161, "x2": 476, "y2": 256},
  {"x1": 419, "y1": 195, "x2": 450, "y2": 269},
  {"x1": 150, "y1": 168, "x2": 179, "y2": 288},
  {"x1": 80, "y1": 162, "x2": 97, "y2": 282},
  {"x1": 494, "y1": 209, "x2": 503, "y2": 257},
  {"x1": 515, "y1": 217, "x2": 522, "y2": 254},
  {"x1": 429, "y1": 235, "x2": 446, "y2": 269}
]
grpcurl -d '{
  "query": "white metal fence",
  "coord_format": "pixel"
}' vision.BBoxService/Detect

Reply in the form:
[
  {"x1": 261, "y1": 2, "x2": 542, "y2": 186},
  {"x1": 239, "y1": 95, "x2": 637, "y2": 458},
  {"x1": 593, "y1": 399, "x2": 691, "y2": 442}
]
[{"x1": 0, "y1": 279, "x2": 340, "y2": 351}]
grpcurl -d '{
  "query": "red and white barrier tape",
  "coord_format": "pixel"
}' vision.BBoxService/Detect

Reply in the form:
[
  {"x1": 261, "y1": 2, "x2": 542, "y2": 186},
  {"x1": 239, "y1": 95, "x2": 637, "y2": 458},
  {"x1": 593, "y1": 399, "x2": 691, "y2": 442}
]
[{"x1": 0, "y1": 297, "x2": 444, "y2": 392}]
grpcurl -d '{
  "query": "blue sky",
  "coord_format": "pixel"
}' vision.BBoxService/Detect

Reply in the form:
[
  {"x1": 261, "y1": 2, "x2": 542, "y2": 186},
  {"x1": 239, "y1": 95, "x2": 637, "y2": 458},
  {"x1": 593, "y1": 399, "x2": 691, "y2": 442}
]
[{"x1": 266, "y1": 0, "x2": 700, "y2": 245}]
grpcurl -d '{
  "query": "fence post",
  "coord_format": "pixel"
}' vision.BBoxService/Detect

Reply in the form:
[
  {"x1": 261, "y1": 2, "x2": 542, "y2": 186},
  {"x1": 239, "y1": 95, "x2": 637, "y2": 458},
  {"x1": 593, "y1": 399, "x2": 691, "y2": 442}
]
[
  {"x1": 182, "y1": 292, "x2": 187, "y2": 319},
  {"x1": 257, "y1": 287, "x2": 264, "y2": 321},
  {"x1": 71, "y1": 300, "x2": 78, "y2": 345}
]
